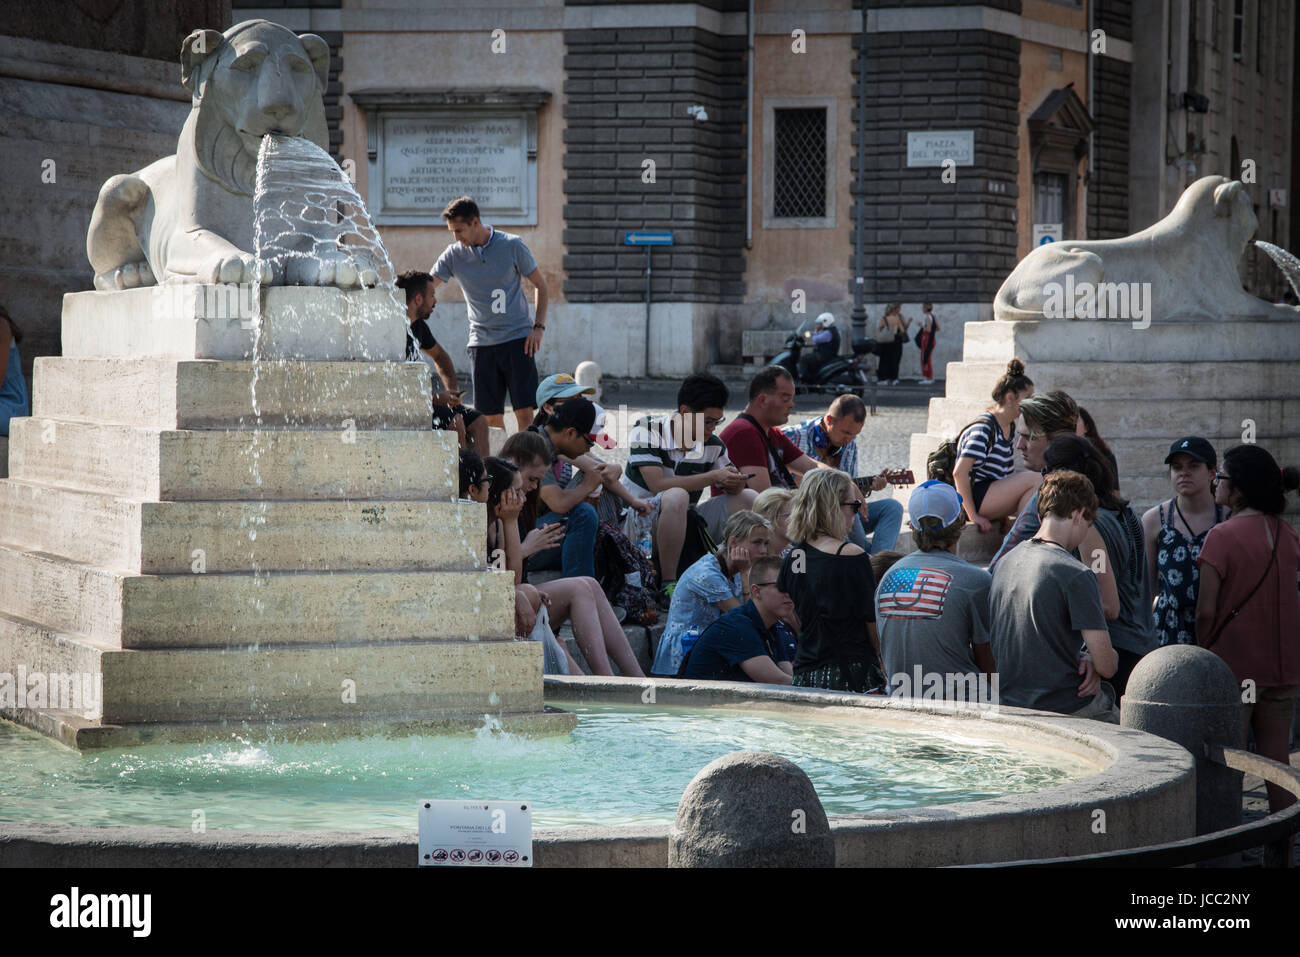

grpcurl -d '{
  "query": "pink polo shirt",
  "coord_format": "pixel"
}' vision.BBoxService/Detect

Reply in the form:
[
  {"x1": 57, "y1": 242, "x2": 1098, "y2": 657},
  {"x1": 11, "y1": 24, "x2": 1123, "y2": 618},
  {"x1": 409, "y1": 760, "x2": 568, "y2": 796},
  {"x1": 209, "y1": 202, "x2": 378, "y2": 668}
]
[{"x1": 1198, "y1": 514, "x2": 1300, "y2": 687}]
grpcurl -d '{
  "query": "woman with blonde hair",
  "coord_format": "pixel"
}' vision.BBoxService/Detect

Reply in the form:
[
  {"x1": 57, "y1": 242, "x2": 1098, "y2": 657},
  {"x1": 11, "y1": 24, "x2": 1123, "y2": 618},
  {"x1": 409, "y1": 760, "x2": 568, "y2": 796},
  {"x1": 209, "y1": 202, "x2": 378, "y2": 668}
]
[
  {"x1": 777, "y1": 469, "x2": 883, "y2": 692},
  {"x1": 651, "y1": 509, "x2": 771, "y2": 676},
  {"x1": 752, "y1": 487, "x2": 795, "y2": 556}
]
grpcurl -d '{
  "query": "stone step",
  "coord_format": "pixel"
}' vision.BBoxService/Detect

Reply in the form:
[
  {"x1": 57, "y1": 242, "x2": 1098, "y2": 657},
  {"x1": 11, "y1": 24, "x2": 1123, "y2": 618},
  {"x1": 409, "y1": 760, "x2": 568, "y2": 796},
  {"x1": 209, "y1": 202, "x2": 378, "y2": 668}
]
[
  {"x1": 924, "y1": 395, "x2": 1300, "y2": 442},
  {"x1": 11, "y1": 706, "x2": 577, "y2": 751},
  {"x1": 0, "y1": 542, "x2": 515, "y2": 649},
  {"x1": 555, "y1": 618, "x2": 664, "y2": 677},
  {"x1": 0, "y1": 613, "x2": 543, "y2": 727},
  {"x1": 6, "y1": 417, "x2": 455, "y2": 501},
  {"x1": 31, "y1": 357, "x2": 433, "y2": 430},
  {"x1": 0, "y1": 612, "x2": 111, "y2": 718},
  {"x1": 940, "y1": 359, "x2": 1299, "y2": 402},
  {"x1": 962, "y1": 318, "x2": 1300, "y2": 364},
  {"x1": 0, "y1": 480, "x2": 487, "y2": 573},
  {"x1": 62, "y1": 285, "x2": 406, "y2": 361}
]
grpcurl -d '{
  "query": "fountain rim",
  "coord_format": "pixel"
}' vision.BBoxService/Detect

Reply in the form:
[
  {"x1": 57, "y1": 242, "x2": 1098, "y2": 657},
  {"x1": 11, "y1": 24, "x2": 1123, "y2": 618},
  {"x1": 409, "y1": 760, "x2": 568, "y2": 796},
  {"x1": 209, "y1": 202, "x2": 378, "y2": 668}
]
[{"x1": 0, "y1": 677, "x2": 1195, "y2": 867}]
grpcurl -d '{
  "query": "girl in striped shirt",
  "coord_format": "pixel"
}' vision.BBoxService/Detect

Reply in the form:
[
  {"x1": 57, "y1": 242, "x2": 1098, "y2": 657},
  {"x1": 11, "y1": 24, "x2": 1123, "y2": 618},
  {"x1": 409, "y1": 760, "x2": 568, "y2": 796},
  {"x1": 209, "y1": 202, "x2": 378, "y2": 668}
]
[{"x1": 952, "y1": 358, "x2": 1039, "y2": 533}]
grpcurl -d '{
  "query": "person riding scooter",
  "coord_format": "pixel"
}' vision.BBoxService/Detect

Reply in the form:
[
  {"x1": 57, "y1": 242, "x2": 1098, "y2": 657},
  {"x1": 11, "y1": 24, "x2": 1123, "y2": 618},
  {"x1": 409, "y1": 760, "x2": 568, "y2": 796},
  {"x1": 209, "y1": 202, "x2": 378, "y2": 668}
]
[{"x1": 797, "y1": 312, "x2": 841, "y2": 380}]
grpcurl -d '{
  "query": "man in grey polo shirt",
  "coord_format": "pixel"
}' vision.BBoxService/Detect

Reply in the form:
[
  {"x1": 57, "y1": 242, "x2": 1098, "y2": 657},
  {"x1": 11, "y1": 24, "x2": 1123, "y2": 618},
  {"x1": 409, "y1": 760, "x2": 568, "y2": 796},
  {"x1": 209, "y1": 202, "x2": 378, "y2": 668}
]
[{"x1": 427, "y1": 195, "x2": 549, "y2": 430}]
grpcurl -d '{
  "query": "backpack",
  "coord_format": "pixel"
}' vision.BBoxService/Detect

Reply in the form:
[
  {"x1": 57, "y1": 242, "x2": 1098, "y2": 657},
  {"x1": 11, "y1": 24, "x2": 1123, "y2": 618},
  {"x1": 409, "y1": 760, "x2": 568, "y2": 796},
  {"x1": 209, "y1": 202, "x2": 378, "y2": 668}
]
[
  {"x1": 594, "y1": 521, "x2": 659, "y2": 625},
  {"x1": 653, "y1": 505, "x2": 717, "y2": 582},
  {"x1": 926, "y1": 413, "x2": 1007, "y2": 486}
]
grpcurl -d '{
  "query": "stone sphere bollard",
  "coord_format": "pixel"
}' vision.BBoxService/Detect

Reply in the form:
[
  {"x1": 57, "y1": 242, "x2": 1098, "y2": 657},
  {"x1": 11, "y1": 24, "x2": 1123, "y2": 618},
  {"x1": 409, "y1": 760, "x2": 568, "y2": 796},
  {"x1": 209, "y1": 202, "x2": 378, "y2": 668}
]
[
  {"x1": 669, "y1": 751, "x2": 834, "y2": 867},
  {"x1": 1123, "y1": 645, "x2": 1243, "y2": 840},
  {"x1": 575, "y1": 360, "x2": 601, "y2": 402}
]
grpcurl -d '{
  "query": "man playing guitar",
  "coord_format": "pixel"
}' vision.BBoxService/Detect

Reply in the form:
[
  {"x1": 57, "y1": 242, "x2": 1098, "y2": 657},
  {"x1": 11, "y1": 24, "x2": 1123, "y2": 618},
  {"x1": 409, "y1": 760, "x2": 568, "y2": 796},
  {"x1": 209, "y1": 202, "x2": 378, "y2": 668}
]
[{"x1": 780, "y1": 394, "x2": 914, "y2": 555}]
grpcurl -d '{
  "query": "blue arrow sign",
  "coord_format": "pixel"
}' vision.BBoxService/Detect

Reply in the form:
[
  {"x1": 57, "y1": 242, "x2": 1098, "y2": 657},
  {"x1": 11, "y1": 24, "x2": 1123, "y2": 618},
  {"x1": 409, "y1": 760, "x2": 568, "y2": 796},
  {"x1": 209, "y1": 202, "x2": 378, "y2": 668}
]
[{"x1": 624, "y1": 231, "x2": 674, "y2": 246}]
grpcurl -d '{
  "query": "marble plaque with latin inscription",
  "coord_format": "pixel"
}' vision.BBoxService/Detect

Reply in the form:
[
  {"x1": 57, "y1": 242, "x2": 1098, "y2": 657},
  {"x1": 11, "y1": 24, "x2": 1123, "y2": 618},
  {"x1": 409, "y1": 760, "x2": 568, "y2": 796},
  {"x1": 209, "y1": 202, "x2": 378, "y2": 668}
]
[{"x1": 381, "y1": 115, "x2": 526, "y2": 217}]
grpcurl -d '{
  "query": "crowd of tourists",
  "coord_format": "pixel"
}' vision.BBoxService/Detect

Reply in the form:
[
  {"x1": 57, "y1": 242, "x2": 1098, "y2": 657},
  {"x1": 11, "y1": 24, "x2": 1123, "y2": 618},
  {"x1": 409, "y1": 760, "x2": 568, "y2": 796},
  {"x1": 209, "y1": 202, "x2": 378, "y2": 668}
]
[{"x1": 415, "y1": 193, "x2": 1298, "y2": 831}]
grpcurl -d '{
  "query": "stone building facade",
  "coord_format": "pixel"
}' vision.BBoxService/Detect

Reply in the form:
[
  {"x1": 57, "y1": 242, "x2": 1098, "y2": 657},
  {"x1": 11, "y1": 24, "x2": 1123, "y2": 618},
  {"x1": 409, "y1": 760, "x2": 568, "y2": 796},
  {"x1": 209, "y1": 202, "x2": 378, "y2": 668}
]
[
  {"x1": 0, "y1": 0, "x2": 228, "y2": 381},
  {"x1": 3, "y1": 0, "x2": 1294, "y2": 382}
]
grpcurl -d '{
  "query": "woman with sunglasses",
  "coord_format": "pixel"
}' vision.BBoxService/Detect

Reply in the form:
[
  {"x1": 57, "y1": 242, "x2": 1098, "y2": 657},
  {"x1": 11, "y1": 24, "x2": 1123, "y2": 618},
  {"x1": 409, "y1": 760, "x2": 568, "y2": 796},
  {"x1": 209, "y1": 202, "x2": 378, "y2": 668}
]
[
  {"x1": 1139, "y1": 437, "x2": 1229, "y2": 647},
  {"x1": 1197, "y1": 445, "x2": 1300, "y2": 849},
  {"x1": 777, "y1": 468, "x2": 884, "y2": 692}
]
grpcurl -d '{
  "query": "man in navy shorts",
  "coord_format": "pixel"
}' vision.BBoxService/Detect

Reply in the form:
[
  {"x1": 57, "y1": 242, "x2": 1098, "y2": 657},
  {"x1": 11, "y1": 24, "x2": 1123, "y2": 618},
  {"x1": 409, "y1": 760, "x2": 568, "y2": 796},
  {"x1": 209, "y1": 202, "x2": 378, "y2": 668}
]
[{"x1": 426, "y1": 196, "x2": 548, "y2": 430}]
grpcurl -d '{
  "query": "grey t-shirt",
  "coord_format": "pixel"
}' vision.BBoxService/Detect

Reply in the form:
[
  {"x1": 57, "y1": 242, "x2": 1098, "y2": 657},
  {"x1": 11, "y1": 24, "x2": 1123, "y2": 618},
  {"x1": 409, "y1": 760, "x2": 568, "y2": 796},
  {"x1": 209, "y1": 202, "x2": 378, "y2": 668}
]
[
  {"x1": 990, "y1": 538, "x2": 1109, "y2": 714},
  {"x1": 1091, "y1": 506, "x2": 1156, "y2": 656},
  {"x1": 876, "y1": 549, "x2": 992, "y2": 702},
  {"x1": 431, "y1": 228, "x2": 539, "y2": 347}
]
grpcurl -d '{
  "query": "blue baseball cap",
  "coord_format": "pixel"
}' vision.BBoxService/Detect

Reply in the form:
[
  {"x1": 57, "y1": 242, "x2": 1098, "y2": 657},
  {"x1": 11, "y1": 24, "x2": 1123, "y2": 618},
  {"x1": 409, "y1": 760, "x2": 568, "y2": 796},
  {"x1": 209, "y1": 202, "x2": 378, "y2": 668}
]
[{"x1": 536, "y1": 373, "x2": 595, "y2": 409}]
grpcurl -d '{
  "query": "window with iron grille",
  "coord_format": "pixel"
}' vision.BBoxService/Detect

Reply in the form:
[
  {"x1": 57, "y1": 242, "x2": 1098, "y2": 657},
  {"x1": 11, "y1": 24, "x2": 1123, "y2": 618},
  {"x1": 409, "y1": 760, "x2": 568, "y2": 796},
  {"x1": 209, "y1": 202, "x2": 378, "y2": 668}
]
[{"x1": 772, "y1": 108, "x2": 827, "y2": 219}]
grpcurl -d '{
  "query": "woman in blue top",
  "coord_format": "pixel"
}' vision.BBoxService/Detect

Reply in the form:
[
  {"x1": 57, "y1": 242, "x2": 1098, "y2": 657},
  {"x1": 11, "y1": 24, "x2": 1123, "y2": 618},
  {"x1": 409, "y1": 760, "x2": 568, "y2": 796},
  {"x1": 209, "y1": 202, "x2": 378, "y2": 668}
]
[
  {"x1": 0, "y1": 306, "x2": 30, "y2": 438},
  {"x1": 651, "y1": 509, "x2": 770, "y2": 676}
]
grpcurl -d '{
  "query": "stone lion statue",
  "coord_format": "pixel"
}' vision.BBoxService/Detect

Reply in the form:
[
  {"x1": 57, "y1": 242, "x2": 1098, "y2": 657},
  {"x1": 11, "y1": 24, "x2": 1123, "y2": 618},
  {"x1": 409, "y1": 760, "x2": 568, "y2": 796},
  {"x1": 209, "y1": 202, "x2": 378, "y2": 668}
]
[
  {"x1": 994, "y1": 175, "x2": 1296, "y2": 322},
  {"x1": 87, "y1": 20, "x2": 374, "y2": 290}
]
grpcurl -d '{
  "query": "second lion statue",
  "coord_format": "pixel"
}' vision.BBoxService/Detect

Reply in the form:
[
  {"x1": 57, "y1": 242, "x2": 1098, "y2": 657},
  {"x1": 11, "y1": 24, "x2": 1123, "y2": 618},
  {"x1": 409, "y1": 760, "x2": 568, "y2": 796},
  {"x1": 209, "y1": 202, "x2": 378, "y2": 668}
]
[{"x1": 87, "y1": 19, "x2": 376, "y2": 290}]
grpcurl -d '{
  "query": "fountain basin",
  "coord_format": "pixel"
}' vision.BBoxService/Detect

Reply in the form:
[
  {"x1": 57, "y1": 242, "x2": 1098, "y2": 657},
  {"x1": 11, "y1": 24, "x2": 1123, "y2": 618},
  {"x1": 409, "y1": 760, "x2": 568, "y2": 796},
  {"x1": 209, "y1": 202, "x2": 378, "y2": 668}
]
[{"x1": 0, "y1": 678, "x2": 1195, "y2": 867}]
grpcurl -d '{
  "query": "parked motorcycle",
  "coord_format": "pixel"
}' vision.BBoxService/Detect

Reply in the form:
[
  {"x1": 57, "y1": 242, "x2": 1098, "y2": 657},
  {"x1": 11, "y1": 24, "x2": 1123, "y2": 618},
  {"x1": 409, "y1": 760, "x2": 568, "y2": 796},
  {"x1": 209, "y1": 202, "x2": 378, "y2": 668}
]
[{"x1": 769, "y1": 317, "x2": 876, "y2": 396}]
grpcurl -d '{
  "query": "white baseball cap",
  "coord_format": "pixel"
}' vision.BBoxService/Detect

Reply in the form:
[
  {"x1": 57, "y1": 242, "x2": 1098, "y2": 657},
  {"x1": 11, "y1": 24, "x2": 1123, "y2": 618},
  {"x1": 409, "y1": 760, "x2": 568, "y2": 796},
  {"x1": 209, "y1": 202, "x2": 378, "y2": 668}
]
[{"x1": 907, "y1": 480, "x2": 964, "y2": 529}]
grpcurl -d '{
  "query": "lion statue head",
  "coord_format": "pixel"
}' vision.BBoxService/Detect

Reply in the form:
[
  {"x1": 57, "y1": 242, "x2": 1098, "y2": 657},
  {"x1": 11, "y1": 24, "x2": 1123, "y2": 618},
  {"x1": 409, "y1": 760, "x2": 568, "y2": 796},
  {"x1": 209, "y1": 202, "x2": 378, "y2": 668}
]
[
  {"x1": 180, "y1": 20, "x2": 330, "y2": 197},
  {"x1": 1177, "y1": 175, "x2": 1260, "y2": 262}
]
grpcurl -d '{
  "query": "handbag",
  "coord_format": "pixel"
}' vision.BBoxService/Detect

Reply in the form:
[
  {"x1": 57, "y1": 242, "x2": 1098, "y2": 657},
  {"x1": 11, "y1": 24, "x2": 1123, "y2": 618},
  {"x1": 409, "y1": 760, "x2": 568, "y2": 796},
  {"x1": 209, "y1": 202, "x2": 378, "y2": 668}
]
[{"x1": 913, "y1": 328, "x2": 924, "y2": 348}]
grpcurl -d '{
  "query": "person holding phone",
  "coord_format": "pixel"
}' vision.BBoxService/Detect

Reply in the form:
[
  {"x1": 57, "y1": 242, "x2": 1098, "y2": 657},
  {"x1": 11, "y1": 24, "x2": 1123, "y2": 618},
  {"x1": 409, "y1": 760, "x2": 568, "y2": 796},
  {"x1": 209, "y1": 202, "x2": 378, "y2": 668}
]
[
  {"x1": 621, "y1": 373, "x2": 756, "y2": 596},
  {"x1": 715, "y1": 366, "x2": 834, "y2": 504},
  {"x1": 396, "y1": 269, "x2": 488, "y2": 455}
]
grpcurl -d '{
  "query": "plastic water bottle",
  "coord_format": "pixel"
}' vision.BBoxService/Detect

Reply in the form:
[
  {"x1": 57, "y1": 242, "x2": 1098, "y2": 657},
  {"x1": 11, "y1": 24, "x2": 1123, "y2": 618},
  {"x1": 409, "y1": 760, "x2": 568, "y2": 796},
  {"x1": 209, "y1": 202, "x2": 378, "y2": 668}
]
[
  {"x1": 680, "y1": 627, "x2": 702, "y2": 657},
  {"x1": 631, "y1": 510, "x2": 653, "y2": 560}
]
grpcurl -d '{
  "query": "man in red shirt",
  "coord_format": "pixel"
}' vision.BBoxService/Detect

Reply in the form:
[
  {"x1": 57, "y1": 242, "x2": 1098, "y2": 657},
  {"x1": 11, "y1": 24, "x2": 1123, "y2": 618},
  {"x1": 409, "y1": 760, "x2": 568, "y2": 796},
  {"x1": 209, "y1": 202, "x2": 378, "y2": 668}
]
[{"x1": 716, "y1": 367, "x2": 829, "y2": 501}]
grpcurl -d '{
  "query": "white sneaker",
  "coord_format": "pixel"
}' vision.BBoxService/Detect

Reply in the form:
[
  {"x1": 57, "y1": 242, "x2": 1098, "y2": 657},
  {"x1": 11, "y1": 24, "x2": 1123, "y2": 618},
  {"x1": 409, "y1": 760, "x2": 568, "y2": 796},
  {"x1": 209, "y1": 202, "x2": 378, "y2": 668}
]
[{"x1": 921, "y1": 378, "x2": 933, "y2": 385}]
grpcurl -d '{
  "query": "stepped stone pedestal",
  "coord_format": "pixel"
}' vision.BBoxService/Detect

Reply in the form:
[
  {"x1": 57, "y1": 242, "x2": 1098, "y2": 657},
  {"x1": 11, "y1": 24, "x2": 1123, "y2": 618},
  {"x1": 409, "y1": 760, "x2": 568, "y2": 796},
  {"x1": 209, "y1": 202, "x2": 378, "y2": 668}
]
[
  {"x1": 0, "y1": 285, "x2": 575, "y2": 748},
  {"x1": 909, "y1": 317, "x2": 1300, "y2": 535}
]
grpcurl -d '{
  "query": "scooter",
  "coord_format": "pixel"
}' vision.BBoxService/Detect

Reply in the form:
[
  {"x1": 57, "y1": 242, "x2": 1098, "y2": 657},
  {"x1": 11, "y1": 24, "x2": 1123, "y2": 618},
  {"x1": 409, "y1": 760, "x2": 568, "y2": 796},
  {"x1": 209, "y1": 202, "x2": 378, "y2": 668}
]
[{"x1": 769, "y1": 317, "x2": 877, "y2": 396}]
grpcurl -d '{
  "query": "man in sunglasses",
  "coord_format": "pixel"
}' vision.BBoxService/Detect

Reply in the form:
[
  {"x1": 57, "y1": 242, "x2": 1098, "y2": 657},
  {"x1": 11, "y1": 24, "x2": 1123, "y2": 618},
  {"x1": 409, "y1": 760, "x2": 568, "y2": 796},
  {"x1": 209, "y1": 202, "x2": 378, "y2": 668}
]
[{"x1": 679, "y1": 556, "x2": 794, "y2": 684}]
